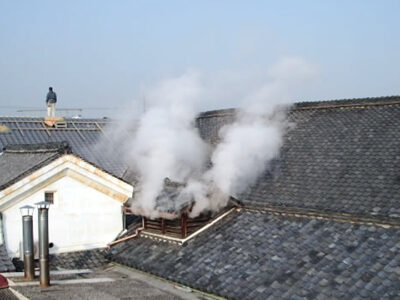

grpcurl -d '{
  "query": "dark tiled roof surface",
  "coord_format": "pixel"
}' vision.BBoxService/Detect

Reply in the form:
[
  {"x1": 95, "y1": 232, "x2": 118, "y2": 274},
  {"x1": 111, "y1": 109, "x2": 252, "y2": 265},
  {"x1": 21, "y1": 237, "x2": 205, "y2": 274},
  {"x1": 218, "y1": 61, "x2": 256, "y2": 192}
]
[
  {"x1": 294, "y1": 95, "x2": 400, "y2": 109},
  {"x1": 0, "y1": 117, "x2": 128, "y2": 181},
  {"x1": 109, "y1": 210, "x2": 400, "y2": 300},
  {"x1": 196, "y1": 97, "x2": 400, "y2": 220},
  {"x1": 196, "y1": 109, "x2": 236, "y2": 145},
  {"x1": 49, "y1": 249, "x2": 109, "y2": 270},
  {"x1": 154, "y1": 179, "x2": 193, "y2": 214},
  {"x1": 0, "y1": 244, "x2": 15, "y2": 272},
  {"x1": 11, "y1": 249, "x2": 109, "y2": 272},
  {"x1": 0, "y1": 289, "x2": 18, "y2": 300},
  {"x1": 0, "y1": 142, "x2": 70, "y2": 190},
  {"x1": 107, "y1": 97, "x2": 400, "y2": 299}
]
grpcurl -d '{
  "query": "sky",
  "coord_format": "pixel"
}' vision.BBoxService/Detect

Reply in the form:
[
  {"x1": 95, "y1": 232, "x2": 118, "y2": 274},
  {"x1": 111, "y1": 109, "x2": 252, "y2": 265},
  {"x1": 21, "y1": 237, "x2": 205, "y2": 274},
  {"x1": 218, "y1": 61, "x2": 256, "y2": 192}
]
[{"x1": 0, "y1": 0, "x2": 399, "y2": 118}]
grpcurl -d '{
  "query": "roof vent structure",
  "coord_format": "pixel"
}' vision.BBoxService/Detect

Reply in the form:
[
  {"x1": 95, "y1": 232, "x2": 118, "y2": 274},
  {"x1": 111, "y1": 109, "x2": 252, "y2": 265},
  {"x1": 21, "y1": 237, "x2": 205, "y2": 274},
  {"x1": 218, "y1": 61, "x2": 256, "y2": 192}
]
[{"x1": 119, "y1": 178, "x2": 241, "y2": 244}]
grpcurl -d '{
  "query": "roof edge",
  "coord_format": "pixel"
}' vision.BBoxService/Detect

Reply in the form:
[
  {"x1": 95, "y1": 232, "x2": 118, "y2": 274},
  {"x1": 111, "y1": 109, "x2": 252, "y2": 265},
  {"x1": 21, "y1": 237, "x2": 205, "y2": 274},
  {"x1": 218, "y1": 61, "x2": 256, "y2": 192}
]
[
  {"x1": 294, "y1": 95, "x2": 400, "y2": 110},
  {"x1": 3, "y1": 141, "x2": 72, "y2": 154},
  {"x1": 243, "y1": 205, "x2": 400, "y2": 228},
  {"x1": 197, "y1": 108, "x2": 236, "y2": 118},
  {"x1": 0, "y1": 154, "x2": 133, "y2": 210},
  {"x1": 196, "y1": 95, "x2": 400, "y2": 118}
]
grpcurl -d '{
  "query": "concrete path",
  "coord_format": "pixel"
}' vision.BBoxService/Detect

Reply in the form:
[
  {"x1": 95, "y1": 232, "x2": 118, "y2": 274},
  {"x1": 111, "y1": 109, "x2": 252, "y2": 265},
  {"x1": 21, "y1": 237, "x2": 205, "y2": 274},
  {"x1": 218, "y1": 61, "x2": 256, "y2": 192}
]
[{"x1": 8, "y1": 264, "x2": 220, "y2": 300}]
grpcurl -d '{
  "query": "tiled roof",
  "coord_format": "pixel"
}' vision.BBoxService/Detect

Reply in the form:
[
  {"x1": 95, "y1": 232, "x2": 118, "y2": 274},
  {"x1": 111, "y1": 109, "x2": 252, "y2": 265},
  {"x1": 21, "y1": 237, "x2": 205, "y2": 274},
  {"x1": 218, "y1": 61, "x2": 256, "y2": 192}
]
[
  {"x1": 49, "y1": 249, "x2": 109, "y2": 270},
  {"x1": 154, "y1": 179, "x2": 193, "y2": 214},
  {"x1": 196, "y1": 108, "x2": 236, "y2": 145},
  {"x1": 11, "y1": 249, "x2": 109, "y2": 272},
  {"x1": 109, "y1": 210, "x2": 400, "y2": 300},
  {"x1": 0, "y1": 117, "x2": 128, "y2": 181},
  {"x1": 107, "y1": 96, "x2": 400, "y2": 299},
  {"x1": 196, "y1": 96, "x2": 400, "y2": 220},
  {"x1": 0, "y1": 288, "x2": 18, "y2": 300},
  {"x1": 0, "y1": 244, "x2": 15, "y2": 272},
  {"x1": 4, "y1": 97, "x2": 400, "y2": 298},
  {"x1": 0, "y1": 142, "x2": 70, "y2": 190}
]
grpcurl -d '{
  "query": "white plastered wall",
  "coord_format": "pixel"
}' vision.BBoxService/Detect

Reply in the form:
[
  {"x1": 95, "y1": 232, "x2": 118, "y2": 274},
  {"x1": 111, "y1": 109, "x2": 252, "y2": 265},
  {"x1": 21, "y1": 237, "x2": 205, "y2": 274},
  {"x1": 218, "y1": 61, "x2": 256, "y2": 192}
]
[{"x1": 3, "y1": 175, "x2": 124, "y2": 258}]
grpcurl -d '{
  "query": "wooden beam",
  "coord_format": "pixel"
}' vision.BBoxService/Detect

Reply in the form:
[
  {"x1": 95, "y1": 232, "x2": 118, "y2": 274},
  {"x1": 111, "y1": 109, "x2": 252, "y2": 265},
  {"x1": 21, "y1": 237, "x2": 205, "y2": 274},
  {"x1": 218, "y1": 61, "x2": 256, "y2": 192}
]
[
  {"x1": 181, "y1": 213, "x2": 188, "y2": 238},
  {"x1": 95, "y1": 121, "x2": 112, "y2": 141},
  {"x1": 41, "y1": 121, "x2": 51, "y2": 136},
  {"x1": 71, "y1": 121, "x2": 86, "y2": 140},
  {"x1": 14, "y1": 121, "x2": 24, "y2": 136},
  {"x1": 161, "y1": 218, "x2": 166, "y2": 234},
  {"x1": 94, "y1": 121, "x2": 106, "y2": 134}
]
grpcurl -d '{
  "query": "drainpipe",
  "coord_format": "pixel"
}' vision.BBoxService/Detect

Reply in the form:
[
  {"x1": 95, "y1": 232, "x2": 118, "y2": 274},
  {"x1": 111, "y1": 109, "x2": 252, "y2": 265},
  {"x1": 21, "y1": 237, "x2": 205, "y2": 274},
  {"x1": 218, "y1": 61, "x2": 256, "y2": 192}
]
[
  {"x1": 122, "y1": 205, "x2": 126, "y2": 230},
  {"x1": 107, "y1": 217, "x2": 145, "y2": 249},
  {"x1": 36, "y1": 201, "x2": 50, "y2": 288},
  {"x1": 19, "y1": 205, "x2": 35, "y2": 280}
]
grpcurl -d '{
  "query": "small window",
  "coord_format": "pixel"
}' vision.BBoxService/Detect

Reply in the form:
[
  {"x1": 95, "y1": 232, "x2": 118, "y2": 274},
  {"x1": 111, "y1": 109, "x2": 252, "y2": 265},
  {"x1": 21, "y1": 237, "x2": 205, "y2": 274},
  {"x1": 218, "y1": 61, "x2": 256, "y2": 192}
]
[{"x1": 45, "y1": 192, "x2": 54, "y2": 204}]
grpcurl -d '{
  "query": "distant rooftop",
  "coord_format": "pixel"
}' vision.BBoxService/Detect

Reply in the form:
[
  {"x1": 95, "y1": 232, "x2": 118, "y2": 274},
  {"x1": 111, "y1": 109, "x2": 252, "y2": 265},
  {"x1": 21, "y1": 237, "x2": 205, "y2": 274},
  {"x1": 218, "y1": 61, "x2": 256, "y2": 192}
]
[{"x1": 0, "y1": 117, "x2": 129, "y2": 182}]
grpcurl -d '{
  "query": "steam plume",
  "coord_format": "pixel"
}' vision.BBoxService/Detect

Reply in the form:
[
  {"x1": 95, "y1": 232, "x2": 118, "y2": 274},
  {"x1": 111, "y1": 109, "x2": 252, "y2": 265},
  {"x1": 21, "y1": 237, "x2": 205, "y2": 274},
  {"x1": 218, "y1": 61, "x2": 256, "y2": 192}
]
[
  {"x1": 102, "y1": 58, "x2": 316, "y2": 218},
  {"x1": 122, "y1": 71, "x2": 208, "y2": 218},
  {"x1": 187, "y1": 57, "x2": 316, "y2": 216}
]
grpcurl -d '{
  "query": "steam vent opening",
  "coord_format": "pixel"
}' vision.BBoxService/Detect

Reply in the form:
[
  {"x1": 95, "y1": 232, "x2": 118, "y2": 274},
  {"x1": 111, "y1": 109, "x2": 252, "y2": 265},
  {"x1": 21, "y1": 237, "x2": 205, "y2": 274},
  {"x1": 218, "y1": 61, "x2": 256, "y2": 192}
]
[{"x1": 125, "y1": 178, "x2": 239, "y2": 240}]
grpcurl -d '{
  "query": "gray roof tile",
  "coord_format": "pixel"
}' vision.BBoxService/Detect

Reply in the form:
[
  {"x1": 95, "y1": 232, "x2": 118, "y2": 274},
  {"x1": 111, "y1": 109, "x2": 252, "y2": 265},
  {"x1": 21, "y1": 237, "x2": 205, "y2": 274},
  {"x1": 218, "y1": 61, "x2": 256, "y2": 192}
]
[
  {"x1": 196, "y1": 97, "x2": 400, "y2": 220},
  {"x1": 0, "y1": 142, "x2": 70, "y2": 190},
  {"x1": 0, "y1": 244, "x2": 15, "y2": 272},
  {"x1": 109, "y1": 210, "x2": 400, "y2": 299},
  {"x1": 0, "y1": 117, "x2": 129, "y2": 181},
  {"x1": 49, "y1": 249, "x2": 109, "y2": 270}
]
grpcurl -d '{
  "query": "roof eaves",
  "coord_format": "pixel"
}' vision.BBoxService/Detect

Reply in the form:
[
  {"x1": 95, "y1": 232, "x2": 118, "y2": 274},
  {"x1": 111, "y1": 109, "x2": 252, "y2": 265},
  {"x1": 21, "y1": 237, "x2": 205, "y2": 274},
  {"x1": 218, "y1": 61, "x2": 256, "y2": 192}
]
[{"x1": 195, "y1": 95, "x2": 400, "y2": 118}]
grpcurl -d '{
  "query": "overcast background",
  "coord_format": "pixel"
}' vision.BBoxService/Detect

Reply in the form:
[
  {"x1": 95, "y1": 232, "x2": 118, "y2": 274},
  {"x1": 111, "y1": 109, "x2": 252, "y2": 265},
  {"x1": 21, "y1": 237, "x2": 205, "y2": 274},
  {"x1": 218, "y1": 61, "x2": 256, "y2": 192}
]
[{"x1": 0, "y1": 0, "x2": 399, "y2": 118}]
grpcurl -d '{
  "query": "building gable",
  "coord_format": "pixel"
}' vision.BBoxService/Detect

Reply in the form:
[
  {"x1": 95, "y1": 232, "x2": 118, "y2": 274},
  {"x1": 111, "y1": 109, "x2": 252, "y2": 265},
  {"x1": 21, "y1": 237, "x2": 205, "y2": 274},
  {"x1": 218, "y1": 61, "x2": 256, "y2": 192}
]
[{"x1": 0, "y1": 153, "x2": 133, "y2": 211}]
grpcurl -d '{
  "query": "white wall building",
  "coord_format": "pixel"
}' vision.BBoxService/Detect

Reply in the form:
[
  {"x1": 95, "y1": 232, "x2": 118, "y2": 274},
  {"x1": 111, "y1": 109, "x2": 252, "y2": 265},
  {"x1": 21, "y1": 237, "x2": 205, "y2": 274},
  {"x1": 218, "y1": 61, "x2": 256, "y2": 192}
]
[{"x1": 0, "y1": 143, "x2": 133, "y2": 258}]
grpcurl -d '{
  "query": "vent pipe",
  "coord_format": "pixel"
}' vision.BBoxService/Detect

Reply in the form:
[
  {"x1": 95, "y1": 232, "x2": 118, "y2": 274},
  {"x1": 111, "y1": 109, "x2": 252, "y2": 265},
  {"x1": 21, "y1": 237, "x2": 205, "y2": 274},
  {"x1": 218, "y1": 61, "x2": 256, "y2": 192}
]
[
  {"x1": 19, "y1": 205, "x2": 35, "y2": 280},
  {"x1": 36, "y1": 201, "x2": 50, "y2": 287}
]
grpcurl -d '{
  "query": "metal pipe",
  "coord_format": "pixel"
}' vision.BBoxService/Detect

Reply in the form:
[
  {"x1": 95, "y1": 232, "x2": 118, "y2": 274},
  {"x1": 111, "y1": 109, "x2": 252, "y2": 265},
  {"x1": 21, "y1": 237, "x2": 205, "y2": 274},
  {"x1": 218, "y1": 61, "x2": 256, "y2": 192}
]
[
  {"x1": 107, "y1": 218, "x2": 145, "y2": 249},
  {"x1": 122, "y1": 205, "x2": 126, "y2": 230},
  {"x1": 22, "y1": 215, "x2": 34, "y2": 280},
  {"x1": 38, "y1": 208, "x2": 50, "y2": 287}
]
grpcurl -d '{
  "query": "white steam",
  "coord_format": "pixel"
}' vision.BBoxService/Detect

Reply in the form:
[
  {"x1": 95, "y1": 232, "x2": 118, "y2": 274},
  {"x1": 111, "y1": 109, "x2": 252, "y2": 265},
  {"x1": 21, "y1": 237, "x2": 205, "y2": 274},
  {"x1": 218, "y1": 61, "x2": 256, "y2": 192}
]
[
  {"x1": 103, "y1": 57, "x2": 316, "y2": 219},
  {"x1": 188, "y1": 57, "x2": 317, "y2": 216},
  {"x1": 122, "y1": 72, "x2": 208, "y2": 218}
]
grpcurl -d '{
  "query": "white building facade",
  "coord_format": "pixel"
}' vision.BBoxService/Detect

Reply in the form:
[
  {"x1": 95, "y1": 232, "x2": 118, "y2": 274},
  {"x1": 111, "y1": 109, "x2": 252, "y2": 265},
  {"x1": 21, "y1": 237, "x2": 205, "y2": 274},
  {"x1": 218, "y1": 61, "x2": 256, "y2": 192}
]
[{"x1": 0, "y1": 154, "x2": 133, "y2": 258}]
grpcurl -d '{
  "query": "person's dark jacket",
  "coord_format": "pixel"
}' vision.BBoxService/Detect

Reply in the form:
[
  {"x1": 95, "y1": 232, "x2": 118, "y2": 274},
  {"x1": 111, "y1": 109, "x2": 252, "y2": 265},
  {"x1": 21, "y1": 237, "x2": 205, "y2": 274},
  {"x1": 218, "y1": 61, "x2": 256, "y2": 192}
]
[{"x1": 46, "y1": 91, "x2": 57, "y2": 103}]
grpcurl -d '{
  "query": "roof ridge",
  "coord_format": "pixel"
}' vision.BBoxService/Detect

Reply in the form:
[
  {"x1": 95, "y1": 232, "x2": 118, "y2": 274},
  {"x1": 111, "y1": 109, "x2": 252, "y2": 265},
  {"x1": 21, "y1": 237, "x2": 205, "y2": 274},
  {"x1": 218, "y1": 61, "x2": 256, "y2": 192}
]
[
  {"x1": 196, "y1": 95, "x2": 400, "y2": 118},
  {"x1": 3, "y1": 141, "x2": 72, "y2": 154},
  {"x1": 243, "y1": 205, "x2": 400, "y2": 228},
  {"x1": 293, "y1": 95, "x2": 400, "y2": 110}
]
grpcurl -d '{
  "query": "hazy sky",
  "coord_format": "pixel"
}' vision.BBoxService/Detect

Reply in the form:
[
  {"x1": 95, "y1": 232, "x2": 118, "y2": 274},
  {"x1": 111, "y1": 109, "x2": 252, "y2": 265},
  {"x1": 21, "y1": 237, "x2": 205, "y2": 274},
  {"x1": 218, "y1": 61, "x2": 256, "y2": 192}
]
[{"x1": 0, "y1": 0, "x2": 399, "y2": 118}]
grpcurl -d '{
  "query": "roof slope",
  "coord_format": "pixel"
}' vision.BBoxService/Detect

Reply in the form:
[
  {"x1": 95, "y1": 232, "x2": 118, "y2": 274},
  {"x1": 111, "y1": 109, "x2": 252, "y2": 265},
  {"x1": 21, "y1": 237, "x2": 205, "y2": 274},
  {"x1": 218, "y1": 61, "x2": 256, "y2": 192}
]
[
  {"x1": 109, "y1": 96, "x2": 400, "y2": 299},
  {"x1": 109, "y1": 210, "x2": 400, "y2": 300},
  {"x1": 0, "y1": 142, "x2": 70, "y2": 190},
  {"x1": 0, "y1": 244, "x2": 15, "y2": 272},
  {"x1": 0, "y1": 117, "x2": 128, "y2": 181},
  {"x1": 0, "y1": 214, "x2": 15, "y2": 272},
  {"x1": 197, "y1": 96, "x2": 400, "y2": 220}
]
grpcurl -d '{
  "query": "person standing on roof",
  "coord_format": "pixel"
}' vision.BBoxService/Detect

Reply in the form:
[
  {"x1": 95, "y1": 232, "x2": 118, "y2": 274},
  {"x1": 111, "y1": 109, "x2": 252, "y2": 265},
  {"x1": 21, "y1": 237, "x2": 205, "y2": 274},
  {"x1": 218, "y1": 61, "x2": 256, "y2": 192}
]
[{"x1": 46, "y1": 87, "x2": 57, "y2": 117}]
